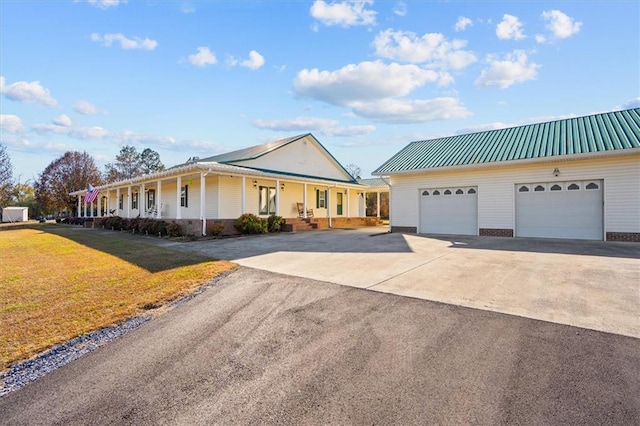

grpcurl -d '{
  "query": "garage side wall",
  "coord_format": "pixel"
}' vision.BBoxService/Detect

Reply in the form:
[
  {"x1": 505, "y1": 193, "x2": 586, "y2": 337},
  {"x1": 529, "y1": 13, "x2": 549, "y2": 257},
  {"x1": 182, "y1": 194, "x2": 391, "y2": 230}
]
[{"x1": 389, "y1": 155, "x2": 640, "y2": 239}]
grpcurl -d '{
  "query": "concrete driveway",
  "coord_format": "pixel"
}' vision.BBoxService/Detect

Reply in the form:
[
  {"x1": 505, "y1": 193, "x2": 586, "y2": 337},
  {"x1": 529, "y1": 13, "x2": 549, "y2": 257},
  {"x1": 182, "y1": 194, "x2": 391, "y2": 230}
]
[{"x1": 169, "y1": 228, "x2": 640, "y2": 338}]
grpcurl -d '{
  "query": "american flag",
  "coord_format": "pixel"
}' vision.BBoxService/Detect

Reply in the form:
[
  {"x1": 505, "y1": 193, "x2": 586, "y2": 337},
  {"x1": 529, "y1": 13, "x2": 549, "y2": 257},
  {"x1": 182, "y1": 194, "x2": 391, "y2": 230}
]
[{"x1": 85, "y1": 185, "x2": 99, "y2": 203}]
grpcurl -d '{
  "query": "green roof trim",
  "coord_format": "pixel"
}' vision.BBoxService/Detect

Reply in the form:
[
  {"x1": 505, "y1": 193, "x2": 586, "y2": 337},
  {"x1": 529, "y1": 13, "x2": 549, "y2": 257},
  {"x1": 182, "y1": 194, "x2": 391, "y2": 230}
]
[{"x1": 373, "y1": 108, "x2": 640, "y2": 175}]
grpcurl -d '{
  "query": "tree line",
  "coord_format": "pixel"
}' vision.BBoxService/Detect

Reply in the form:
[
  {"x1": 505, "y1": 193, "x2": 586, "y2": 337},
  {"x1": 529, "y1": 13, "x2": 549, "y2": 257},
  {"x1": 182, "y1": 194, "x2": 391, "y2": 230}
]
[{"x1": 0, "y1": 144, "x2": 167, "y2": 219}]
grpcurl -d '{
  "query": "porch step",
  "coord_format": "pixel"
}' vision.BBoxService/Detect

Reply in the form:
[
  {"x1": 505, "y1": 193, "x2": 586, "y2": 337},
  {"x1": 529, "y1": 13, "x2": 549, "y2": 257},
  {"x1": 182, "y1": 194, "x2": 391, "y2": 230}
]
[{"x1": 282, "y1": 218, "x2": 318, "y2": 232}]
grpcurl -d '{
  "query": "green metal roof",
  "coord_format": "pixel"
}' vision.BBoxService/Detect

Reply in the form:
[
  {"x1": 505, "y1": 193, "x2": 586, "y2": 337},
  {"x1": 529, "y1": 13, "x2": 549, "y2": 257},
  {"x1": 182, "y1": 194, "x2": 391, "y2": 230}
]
[{"x1": 373, "y1": 108, "x2": 640, "y2": 175}]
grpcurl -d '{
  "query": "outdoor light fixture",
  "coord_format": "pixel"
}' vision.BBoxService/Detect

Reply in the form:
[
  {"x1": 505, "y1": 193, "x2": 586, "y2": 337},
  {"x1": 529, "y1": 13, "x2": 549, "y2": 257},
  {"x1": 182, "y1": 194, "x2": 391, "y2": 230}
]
[
  {"x1": 553, "y1": 168, "x2": 561, "y2": 177},
  {"x1": 280, "y1": 182, "x2": 285, "y2": 191},
  {"x1": 253, "y1": 180, "x2": 257, "y2": 188}
]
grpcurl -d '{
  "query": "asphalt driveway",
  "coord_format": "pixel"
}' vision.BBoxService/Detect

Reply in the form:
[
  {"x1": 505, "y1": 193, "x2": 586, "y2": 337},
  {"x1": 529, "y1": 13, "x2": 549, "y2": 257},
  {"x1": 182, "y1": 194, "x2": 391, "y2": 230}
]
[
  {"x1": 2, "y1": 268, "x2": 638, "y2": 425},
  {"x1": 165, "y1": 228, "x2": 640, "y2": 338}
]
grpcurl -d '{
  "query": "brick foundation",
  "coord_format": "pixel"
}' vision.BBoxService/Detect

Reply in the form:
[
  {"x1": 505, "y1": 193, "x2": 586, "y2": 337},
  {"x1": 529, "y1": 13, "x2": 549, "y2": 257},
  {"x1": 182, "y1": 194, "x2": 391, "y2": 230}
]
[
  {"x1": 309, "y1": 217, "x2": 383, "y2": 229},
  {"x1": 606, "y1": 232, "x2": 640, "y2": 242},
  {"x1": 479, "y1": 228, "x2": 514, "y2": 237},
  {"x1": 390, "y1": 226, "x2": 417, "y2": 233}
]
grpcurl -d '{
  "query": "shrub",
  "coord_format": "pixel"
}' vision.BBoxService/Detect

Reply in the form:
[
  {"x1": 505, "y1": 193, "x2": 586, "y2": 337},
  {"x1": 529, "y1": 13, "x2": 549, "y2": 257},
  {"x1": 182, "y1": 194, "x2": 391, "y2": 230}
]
[
  {"x1": 207, "y1": 222, "x2": 225, "y2": 236},
  {"x1": 166, "y1": 222, "x2": 182, "y2": 237},
  {"x1": 267, "y1": 215, "x2": 284, "y2": 233},
  {"x1": 234, "y1": 213, "x2": 267, "y2": 234}
]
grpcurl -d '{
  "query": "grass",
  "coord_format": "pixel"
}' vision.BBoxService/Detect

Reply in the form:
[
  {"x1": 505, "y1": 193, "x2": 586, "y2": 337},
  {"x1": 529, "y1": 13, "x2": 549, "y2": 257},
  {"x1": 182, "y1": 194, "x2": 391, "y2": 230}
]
[{"x1": 0, "y1": 224, "x2": 236, "y2": 371}]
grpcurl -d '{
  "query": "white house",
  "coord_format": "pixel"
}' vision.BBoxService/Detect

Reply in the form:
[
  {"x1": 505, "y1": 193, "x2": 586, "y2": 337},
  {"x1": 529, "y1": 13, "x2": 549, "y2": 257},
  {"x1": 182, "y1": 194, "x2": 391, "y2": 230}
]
[
  {"x1": 71, "y1": 134, "x2": 385, "y2": 234},
  {"x1": 373, "y1": 108, "x2": 640, "y2": 242},
  {"x1": 2, "y1": 206, "x2": 29, "y2": 223}
]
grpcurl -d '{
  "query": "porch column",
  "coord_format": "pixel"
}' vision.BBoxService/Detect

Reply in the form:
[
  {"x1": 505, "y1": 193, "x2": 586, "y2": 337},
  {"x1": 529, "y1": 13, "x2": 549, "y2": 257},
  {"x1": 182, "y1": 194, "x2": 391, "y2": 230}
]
[
  {"x1": 106, "y1": 190, "x2": 110, "y2": 215},
  {"x1": 303, "y1": 183, "x2": 308, "y2": 219},
  {"x1": 241, "y1": 176, "x2": 246, "y2": 214},
  {"x1": 140, "y1": 183, "x2": 146, "y2": 218},
  {"x1": 327, "y1": 187, "x2": 331, "y2": 228},
  {"x1": 77, "y1": 196, "x2": 81, "y2": 217},
  {"x1": 90, "y1": 201, "x2": 94, "y2": 217},
  {"x1": 377, "y1": 191, "x2": 381, "y2": 218},
  {"x1": 346, "y1": 189, "x2": 350, "y2": 218},
  {"x1": 176, "y1": 176, "x2": 182, "y2": 220},
  {"x1": 275, "y1": 179, "x2": 280, "y2": 216},
  {"x1": 83, "y1": 196, "x2": 87, "y2": 217},
  {"x1": 97, "y1": 197, "x2": 102, "y2": 217},
  {"x1": 156, "y1": 180, "x2": 162, "y2": 219},
  {"x1": 200, "y1": 172, "x2": 206, "y2": 235},
  {"x1": 116, "y1": 188, "x2": 120, "y2": 215},
  {"x1": 127, "y1": 186, "x2": 131, "y2": 219}
]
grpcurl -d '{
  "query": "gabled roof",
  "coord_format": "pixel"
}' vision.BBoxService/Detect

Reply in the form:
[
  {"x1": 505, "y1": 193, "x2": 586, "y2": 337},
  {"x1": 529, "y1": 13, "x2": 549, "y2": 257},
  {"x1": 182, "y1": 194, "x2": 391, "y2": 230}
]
[
  {"x1": 197, "y1": 134, "x2": 305, "y2": 164},
  {"x1": 373, "y1": 108, "x2": 640, "y2": 175}
]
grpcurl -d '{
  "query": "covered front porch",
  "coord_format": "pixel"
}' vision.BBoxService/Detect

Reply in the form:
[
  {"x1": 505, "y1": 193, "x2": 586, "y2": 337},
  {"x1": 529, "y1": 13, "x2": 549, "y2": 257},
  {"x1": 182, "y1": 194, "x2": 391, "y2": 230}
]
[{"x1": 72, "y1": 165, "x2": 380, "y2": 235}]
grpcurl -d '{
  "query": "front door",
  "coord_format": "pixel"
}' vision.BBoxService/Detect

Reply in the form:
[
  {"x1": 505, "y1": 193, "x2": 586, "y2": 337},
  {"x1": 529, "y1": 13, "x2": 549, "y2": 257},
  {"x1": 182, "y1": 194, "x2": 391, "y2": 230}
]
[{"x1": 337, "y1": 192, "x2": 343, "y2": 215}]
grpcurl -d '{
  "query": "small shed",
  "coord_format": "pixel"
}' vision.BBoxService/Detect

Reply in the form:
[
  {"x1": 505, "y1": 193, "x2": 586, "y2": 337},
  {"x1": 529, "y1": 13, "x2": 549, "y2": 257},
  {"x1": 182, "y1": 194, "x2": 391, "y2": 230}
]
[{"x1": 2, "y1": 207, "x2": 29, "y2": 223}]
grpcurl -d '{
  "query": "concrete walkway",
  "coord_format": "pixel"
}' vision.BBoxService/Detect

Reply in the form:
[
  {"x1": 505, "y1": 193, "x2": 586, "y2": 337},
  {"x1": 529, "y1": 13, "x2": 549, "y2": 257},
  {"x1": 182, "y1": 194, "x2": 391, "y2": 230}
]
[{"x1": 160, "y1": 228, "x2": 640, "y2": 338}]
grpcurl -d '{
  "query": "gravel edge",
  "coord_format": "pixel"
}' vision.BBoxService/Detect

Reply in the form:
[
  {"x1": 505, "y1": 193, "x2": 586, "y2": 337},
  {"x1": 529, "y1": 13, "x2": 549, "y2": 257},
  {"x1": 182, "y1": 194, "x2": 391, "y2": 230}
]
[{"x1": 0, "y1": 269, "x2": 236, "y2": 397}]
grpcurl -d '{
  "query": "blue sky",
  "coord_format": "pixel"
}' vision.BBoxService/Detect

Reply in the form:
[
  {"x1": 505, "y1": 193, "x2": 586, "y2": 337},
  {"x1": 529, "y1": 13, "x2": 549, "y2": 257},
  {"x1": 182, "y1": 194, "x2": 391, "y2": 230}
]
[{"x1": 1, "y1": 0, "x2": 638, "y2": 182}]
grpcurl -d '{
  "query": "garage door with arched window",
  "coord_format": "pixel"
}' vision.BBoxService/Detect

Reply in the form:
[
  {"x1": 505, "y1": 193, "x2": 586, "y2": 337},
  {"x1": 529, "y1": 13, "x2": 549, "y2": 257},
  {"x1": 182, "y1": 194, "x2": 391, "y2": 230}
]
[
  {"x1": 515, "y1": 180, "x2": 603, "y2": 240},
  {"x1": 419, "y1": 187, "x2": 478, "y2": 235}
]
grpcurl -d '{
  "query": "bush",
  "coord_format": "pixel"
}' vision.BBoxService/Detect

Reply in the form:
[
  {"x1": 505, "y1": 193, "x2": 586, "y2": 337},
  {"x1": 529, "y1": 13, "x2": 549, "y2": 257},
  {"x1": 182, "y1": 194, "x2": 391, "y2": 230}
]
[
  {"x1": 267, "y1": 215, "x2": 284, "y2": 233},
  {"x1": 166, "y1": 222, "x2": 182, "y2": 237},
  {"x1": 207, "y1": 222, "x2": 225, "y2": 236},
  {"x1": 234, "y1": 213, "x2": 267, "y2": 234}
]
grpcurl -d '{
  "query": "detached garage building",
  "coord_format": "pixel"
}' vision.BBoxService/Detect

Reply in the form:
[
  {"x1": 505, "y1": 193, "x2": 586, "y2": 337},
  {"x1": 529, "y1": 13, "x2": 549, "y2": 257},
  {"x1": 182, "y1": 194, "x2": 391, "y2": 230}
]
[{"x1": 373, "y1": 108, "x2": 640, "y2": 241}]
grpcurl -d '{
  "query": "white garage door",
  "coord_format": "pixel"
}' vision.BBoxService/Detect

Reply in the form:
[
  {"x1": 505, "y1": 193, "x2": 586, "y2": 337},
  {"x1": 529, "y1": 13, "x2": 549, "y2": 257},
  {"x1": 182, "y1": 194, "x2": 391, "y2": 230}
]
[
  {"x1": 419, "y1": 187, "x2": 478, "y2": 235},
  {"x1": 516, "y1": 180, "x2": 603, "y2": 240}
]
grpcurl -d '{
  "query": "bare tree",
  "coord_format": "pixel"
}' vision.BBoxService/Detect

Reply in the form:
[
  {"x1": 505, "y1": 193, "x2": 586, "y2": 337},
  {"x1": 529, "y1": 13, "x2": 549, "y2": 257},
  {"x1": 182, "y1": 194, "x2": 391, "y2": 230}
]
[
  {"x1": 344, "y1": 163, "x2": 361, "y2": 179},
  {"x1": 0, "y1": 144, "x2": 13, "y2": 208},
  {"x1": 35, "y1": 151, "x2": 102, "y2": 215}
]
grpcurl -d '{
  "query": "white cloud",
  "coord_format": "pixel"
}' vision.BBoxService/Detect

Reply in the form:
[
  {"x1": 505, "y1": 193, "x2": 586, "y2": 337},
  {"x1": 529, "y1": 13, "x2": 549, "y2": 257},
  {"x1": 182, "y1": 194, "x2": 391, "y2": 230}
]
[
  {"x1": 372, "y1": 29, "x2": 476, "y2": 69},
  {"x1": 294, "y1": 61, "x2": 442, "y2": 106},
  {"x1": 186, "y1": 47, "x2": 217, "y2": 67},
  {"x1": 90, "y1": 33, "x2": 157, "y2": 50},
  {"x1": 541, "y1": 10, "x2": 582, "y2": 40},
  {"x1": 496, "y1": 14, "x2": 526, "y2": 40},
  {"x1": 617, "y1": 97, "x2": 640, "y2": 110},
  {"x1": 112, "y1": 130, "x2": 177, "y2": 147},
  {"x1": 455, "y1": 122, "x2": 511, "y2": 134},
  {"x1": 321, "y1": 125, "x2": 376, "y2": 137},
  {"x1": 348, "y1": 97, "x2": 471, "y2": 123},
  {"x1": 535, "y1": 34, "x2": 546, "y2": 43},
  {"x1": 294, "y1": 61, "x2": 469, "y2": 123},
  {"x1": 454, "y1": 16, "x2": 472, "y2": 32},
  {"x1": 0, "y1": 76, "x2": 58, "y2": 107},
  {"x1": 0, "y1": 114, "x2": 25, "y2": 133},
  {"x1": 252, "y1": 117, "x2": 339, "y2": 131},
  {"x1": 229, "y1": 50, "x2": 265, "y2": 70},
  {"x1": 475, "y1": 50, "x2": 539, "y2": 89},
  {"x1": 32, "y1": 123, "x2": 109, "y2": 140},
  {"x1": 393, "y1": 1, "x2": 407, "y2": 17},
  {"x1": 74, "y1": 100, "x2": 104, "y2": 115},
  {"x1": 53, "y1": 114, "x2": 72, "y2": 127},
  {"x1": 86, "y1": 0, "x2": 126, "y2": 8},
  {"x1": 251, "y1": 116, "x2": 375, "y2": 137},
  {"x1": 310, "y1": 0, "x2": 377, "y2": 27}
]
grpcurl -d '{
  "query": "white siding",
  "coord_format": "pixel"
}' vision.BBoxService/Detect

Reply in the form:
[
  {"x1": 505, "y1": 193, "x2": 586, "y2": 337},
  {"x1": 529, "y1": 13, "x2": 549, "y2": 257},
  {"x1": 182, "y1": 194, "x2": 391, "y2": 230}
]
[
  {"x1": 219, "y1": 175, "x2": 242, "y2": 218},
  {"x1": 204, "y1": 176, "x2": 219, "y2": 219},
  {"x1": 390, "y1": 155, "x2": 640, "y2": 235},
  {"x1": 162, "y1": 182, "x2": 178, "y2": 218},
  {"x1": 233, "y1": 135, "x2": 352, "y2": 181}
]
